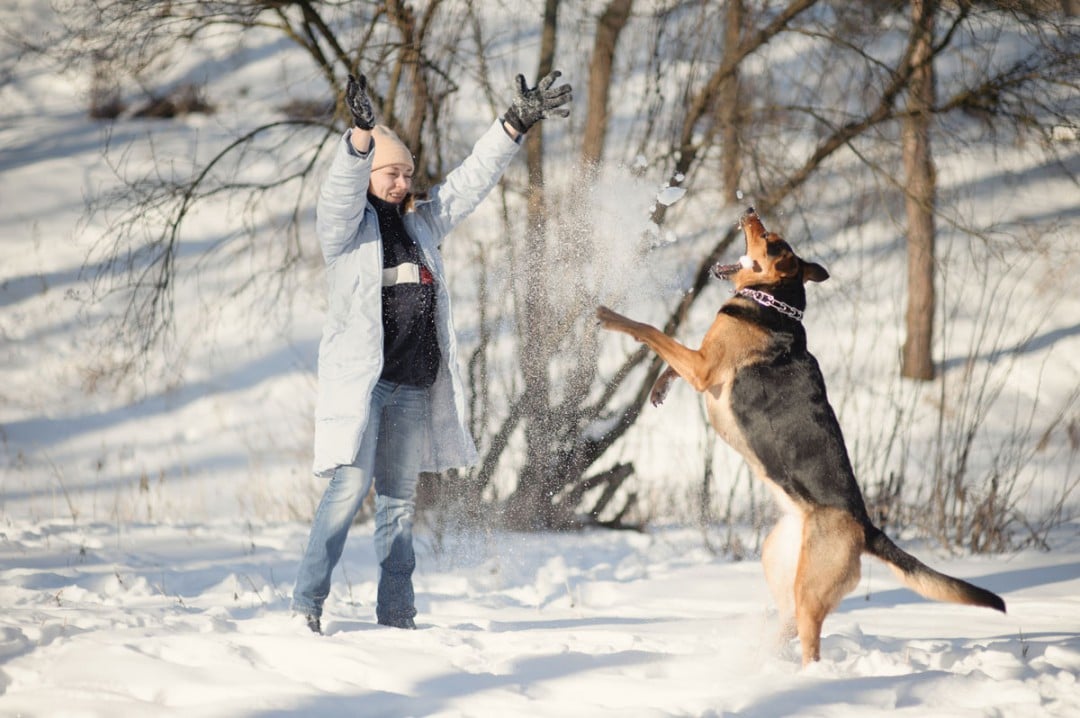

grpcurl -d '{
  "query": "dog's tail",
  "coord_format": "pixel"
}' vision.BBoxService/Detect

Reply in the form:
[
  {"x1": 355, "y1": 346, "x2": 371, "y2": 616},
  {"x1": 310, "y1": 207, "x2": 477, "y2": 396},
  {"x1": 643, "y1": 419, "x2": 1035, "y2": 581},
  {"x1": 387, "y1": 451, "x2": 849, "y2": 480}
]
[{"x1": 864, "y1": 527, "x2": 1006, "y2": 613}]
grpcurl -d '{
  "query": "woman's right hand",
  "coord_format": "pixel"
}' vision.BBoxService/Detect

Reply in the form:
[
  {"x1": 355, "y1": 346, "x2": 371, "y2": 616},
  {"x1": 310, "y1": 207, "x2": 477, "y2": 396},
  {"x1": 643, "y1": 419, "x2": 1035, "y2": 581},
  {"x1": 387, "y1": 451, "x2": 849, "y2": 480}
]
[{"x1": 346, "y1": 74, "x2": 375, "y2": 130}]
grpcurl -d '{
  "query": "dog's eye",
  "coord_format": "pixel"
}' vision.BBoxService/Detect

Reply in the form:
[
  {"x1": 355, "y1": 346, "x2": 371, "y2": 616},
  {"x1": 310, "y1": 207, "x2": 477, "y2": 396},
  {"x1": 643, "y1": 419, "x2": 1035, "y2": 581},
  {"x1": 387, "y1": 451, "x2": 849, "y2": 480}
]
[{"x1": 766, "y1": 241, "x2": 791, "y2": 257}]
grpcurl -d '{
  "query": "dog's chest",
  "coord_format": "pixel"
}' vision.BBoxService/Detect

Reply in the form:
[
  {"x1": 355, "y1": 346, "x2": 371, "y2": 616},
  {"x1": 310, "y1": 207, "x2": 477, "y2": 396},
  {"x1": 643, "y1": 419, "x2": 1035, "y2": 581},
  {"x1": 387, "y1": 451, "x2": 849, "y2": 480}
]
[{"x1": 704, "y1": 380, "x2": 767, "y2": 477}]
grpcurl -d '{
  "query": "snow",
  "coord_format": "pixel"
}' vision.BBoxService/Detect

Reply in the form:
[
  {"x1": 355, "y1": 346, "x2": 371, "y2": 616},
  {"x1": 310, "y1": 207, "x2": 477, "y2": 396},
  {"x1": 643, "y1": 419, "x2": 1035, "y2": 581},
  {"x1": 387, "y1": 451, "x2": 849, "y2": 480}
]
[
  {"x1": 2, "y1": 520, "x2": 1079, "y2": 717},
  {"x1": 656, "y1": 185, "x2": 687, "y2": 207},
  {"x1": 3, "y1": 2, "x2": 1080, "y2": 716}
]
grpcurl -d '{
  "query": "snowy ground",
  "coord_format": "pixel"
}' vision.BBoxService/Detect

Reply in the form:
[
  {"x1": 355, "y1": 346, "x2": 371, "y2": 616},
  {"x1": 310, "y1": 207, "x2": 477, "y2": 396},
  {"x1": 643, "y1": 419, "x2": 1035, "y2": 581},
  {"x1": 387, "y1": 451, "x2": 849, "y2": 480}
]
[
  {"x1": 3, "y1": 3, "x2": 1080, "y2": 716},
  {"x1": 2, "y1": 519, "x2": 1079, "y2": 717}
]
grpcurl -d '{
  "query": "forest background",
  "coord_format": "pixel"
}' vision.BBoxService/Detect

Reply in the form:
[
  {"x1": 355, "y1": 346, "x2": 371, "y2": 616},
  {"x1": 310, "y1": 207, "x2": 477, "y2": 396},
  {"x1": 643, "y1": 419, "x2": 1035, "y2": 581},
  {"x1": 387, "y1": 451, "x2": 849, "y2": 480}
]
[{"x1": 3, "y1": 0, "x2": 1079, "y2": 550}]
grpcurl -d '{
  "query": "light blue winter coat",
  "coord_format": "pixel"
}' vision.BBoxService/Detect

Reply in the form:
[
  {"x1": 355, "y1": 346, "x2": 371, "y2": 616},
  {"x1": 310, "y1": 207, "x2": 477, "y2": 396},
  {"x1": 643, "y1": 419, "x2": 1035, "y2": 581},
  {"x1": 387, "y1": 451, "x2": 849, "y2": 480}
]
[{"x1": 312, "y1": 120, "x2": 522, "y2": 477}]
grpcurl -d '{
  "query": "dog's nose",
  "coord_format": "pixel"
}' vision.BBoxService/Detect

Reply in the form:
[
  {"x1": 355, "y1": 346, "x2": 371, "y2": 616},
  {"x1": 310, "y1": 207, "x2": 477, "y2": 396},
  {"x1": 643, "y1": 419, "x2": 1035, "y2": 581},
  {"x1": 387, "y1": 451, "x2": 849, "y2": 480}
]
[{"x1": 738, "y1": 206, "x2": 756, "y2": 229}]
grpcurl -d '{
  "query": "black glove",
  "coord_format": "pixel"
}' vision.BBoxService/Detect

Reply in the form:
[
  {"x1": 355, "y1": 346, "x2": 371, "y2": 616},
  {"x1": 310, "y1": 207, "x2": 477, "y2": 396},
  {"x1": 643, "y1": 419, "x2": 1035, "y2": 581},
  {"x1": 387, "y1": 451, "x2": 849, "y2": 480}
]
[
  {"x1": 345, "y1": 73, "x2": 375, "y2": 130},
  {"x1": 502, "y1": 70, "x2": 572, "y2": 134}
]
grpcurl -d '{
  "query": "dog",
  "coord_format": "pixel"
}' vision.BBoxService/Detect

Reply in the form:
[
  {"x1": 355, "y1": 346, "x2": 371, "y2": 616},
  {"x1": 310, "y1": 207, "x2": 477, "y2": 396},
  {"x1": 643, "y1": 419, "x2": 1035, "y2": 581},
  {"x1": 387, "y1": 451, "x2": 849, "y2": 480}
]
[{"x1": 596, "y1": 207, "x2": 1005, "y2": 665}]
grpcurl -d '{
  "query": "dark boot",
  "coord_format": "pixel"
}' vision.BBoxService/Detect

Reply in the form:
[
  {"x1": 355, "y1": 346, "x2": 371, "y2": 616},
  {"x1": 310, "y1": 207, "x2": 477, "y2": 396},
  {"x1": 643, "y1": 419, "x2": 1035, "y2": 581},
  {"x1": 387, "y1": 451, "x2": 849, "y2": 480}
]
[
  {"x1": 304, "y1": 614, "x2": 322, "y2": 635},
  {"x1": 376, "y1": 534, "x2": 417, "y2": 628}
]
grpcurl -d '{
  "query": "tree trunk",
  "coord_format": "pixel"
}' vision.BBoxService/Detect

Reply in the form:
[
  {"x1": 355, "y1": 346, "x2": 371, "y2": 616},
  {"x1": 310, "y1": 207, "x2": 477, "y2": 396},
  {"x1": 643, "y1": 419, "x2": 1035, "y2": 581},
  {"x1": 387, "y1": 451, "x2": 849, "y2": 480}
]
[
  {"x1": 505, "y1": 0, "x2": 561, "y2": 530},
  {"x1": 581, "y1": 0, "x2": 634, "y2": 168},
  {"x1": 719, "y1": 0, "x2": 744, "y2": 202},
  {"x1": 901, "y1": 0, "x2": 938, "y2": 381}
]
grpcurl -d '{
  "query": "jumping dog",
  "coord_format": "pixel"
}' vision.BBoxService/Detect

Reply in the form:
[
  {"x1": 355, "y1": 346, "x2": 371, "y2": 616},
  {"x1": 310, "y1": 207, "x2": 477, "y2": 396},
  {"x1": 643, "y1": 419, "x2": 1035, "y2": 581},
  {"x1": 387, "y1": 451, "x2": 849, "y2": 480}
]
[{"x1": 596, "y1": 207, "x2": 1005, "y2": 664}]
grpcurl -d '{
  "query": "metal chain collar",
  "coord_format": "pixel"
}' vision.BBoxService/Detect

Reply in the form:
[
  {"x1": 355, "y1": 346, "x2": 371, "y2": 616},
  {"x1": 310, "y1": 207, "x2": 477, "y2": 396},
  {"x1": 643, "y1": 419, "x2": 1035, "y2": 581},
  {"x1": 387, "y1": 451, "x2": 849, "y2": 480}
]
[{"x1": 735, "y1": 288, "x2": 804, "y2": 322}]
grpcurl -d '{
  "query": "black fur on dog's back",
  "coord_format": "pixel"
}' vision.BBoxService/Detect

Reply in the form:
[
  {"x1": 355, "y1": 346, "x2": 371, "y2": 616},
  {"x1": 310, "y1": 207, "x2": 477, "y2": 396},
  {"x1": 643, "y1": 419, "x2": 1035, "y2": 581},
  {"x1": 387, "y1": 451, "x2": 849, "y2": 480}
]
[{"x1": 724, "y1": 297, "x2": 869, "y2": 519}]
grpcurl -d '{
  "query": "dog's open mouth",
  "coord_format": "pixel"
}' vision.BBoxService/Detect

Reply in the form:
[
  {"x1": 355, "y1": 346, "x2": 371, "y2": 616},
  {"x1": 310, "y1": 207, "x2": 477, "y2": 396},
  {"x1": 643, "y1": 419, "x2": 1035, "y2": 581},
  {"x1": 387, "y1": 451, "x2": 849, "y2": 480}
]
[
  {"x1": 712, "y1": 262, "x2": 741, "y2": 280},
  {"x1": 713, "y1": 255, "x2": 754, "y2": 280}
]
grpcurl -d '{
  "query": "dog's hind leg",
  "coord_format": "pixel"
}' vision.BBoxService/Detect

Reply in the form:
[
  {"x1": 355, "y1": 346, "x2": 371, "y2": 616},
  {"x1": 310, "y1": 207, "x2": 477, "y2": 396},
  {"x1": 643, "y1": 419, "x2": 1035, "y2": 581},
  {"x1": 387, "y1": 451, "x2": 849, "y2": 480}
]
[
  {"x1": 793, "y1": 508, "x2": 864, "y2": 665},
  {"x1": 762, "y1": 510, "x2": 802, "y2": 644}
]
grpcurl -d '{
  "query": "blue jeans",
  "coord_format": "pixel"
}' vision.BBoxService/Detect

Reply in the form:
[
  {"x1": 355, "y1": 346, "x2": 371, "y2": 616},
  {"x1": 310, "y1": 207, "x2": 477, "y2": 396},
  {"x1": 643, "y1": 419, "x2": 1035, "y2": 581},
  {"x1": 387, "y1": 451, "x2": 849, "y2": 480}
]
[{"x1": 292, "y1": 380, "x2": 430, "y2": 624}]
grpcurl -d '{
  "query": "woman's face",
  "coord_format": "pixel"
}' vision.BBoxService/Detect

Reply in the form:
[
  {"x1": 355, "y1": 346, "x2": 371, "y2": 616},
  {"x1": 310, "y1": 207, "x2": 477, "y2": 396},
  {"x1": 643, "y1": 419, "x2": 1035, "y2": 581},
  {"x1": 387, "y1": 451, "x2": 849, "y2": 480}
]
[{"x1": 369, "y1": 164, "x2": 414, "y2": 204}]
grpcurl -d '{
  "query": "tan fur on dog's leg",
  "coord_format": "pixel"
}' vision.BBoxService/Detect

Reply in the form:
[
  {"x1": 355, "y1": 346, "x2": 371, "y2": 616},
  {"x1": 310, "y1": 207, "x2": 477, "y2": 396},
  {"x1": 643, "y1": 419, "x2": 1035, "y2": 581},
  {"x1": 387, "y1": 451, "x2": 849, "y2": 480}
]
[
  {"x1": 597, "y1": 306, "x2": 714, "y2": 389},
  {"x1": 794, "y1": 508, "x2": 864, "y2": 664},
  {"x1": 763, "y1": 511, "x2": 802, "y2": 643},
  {"x1": 596, "y1": 306, "x2": 764, "y2": 393}
]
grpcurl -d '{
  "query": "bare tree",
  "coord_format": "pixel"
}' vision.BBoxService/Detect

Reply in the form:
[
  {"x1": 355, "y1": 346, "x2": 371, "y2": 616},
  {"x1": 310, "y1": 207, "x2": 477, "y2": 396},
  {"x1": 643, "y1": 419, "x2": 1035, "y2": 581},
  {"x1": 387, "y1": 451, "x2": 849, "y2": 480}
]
[
  {"x1": 572, "y1": 0, "x2": 1078, "y2": 543},
  {"x1": 719, "y1": 0, "x2": 746, "y2": 201},
  {"x1": 581, "y1": 0, "x2": 634, "y2": 168},
  {"x1": 15, "y1": 0, "x2": 1078, "y2": 543},
  {"x1": 901, "y1": 0, "x2": 939, "y2": 381},
  {"x1": 38, "y1": 0, "x2": 480, "y2": 381}
]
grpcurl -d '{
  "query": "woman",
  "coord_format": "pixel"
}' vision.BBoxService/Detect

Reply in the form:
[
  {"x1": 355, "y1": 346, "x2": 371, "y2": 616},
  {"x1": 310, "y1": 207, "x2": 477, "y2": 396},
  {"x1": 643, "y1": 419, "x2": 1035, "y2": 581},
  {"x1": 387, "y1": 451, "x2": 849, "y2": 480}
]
[{"x1": 292, "y1": 69, "x2": 572, "y2": 633}]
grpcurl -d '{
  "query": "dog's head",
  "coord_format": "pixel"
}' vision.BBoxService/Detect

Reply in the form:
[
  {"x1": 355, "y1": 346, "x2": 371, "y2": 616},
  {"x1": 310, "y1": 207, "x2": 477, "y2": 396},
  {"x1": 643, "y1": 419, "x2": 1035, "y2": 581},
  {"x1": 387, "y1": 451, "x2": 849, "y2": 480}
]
[{"x1": 713, "y1": 207, "x2": 829, "y2": 289}]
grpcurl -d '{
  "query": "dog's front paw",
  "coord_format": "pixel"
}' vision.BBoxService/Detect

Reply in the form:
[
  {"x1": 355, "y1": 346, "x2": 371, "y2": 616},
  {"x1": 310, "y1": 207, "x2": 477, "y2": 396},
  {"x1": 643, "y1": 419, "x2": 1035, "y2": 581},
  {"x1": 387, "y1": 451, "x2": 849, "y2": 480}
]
[
  {"x1": 650, "y1": 367, "x2": 677, "y2": 406},
  {"x1": 595, "y1": 305, "x2": 620, "y2": 328}
]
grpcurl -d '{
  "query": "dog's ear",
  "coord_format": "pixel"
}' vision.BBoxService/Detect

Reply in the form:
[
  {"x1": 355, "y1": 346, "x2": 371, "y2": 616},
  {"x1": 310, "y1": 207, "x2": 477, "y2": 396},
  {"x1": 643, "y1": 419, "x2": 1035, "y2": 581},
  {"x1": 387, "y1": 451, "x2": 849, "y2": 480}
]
[{"x1": 802, "y1": 261, "x2": 829, "y2": 283}]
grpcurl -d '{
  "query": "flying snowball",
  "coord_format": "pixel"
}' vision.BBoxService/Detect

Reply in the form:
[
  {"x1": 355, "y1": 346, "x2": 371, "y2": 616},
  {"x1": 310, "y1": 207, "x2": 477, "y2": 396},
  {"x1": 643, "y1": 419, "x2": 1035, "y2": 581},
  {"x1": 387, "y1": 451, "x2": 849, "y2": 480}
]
[{"x1": 656, "y1": 185, "x2": 686, "y2": 206}]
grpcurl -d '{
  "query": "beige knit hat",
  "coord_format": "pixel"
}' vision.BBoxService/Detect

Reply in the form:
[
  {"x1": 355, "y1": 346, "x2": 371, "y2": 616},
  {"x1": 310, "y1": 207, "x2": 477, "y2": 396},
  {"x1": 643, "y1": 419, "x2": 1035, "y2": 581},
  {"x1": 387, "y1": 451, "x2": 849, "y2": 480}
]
[{"x1": 371, "y1": 125, "x2": 414, "y2": 173}]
